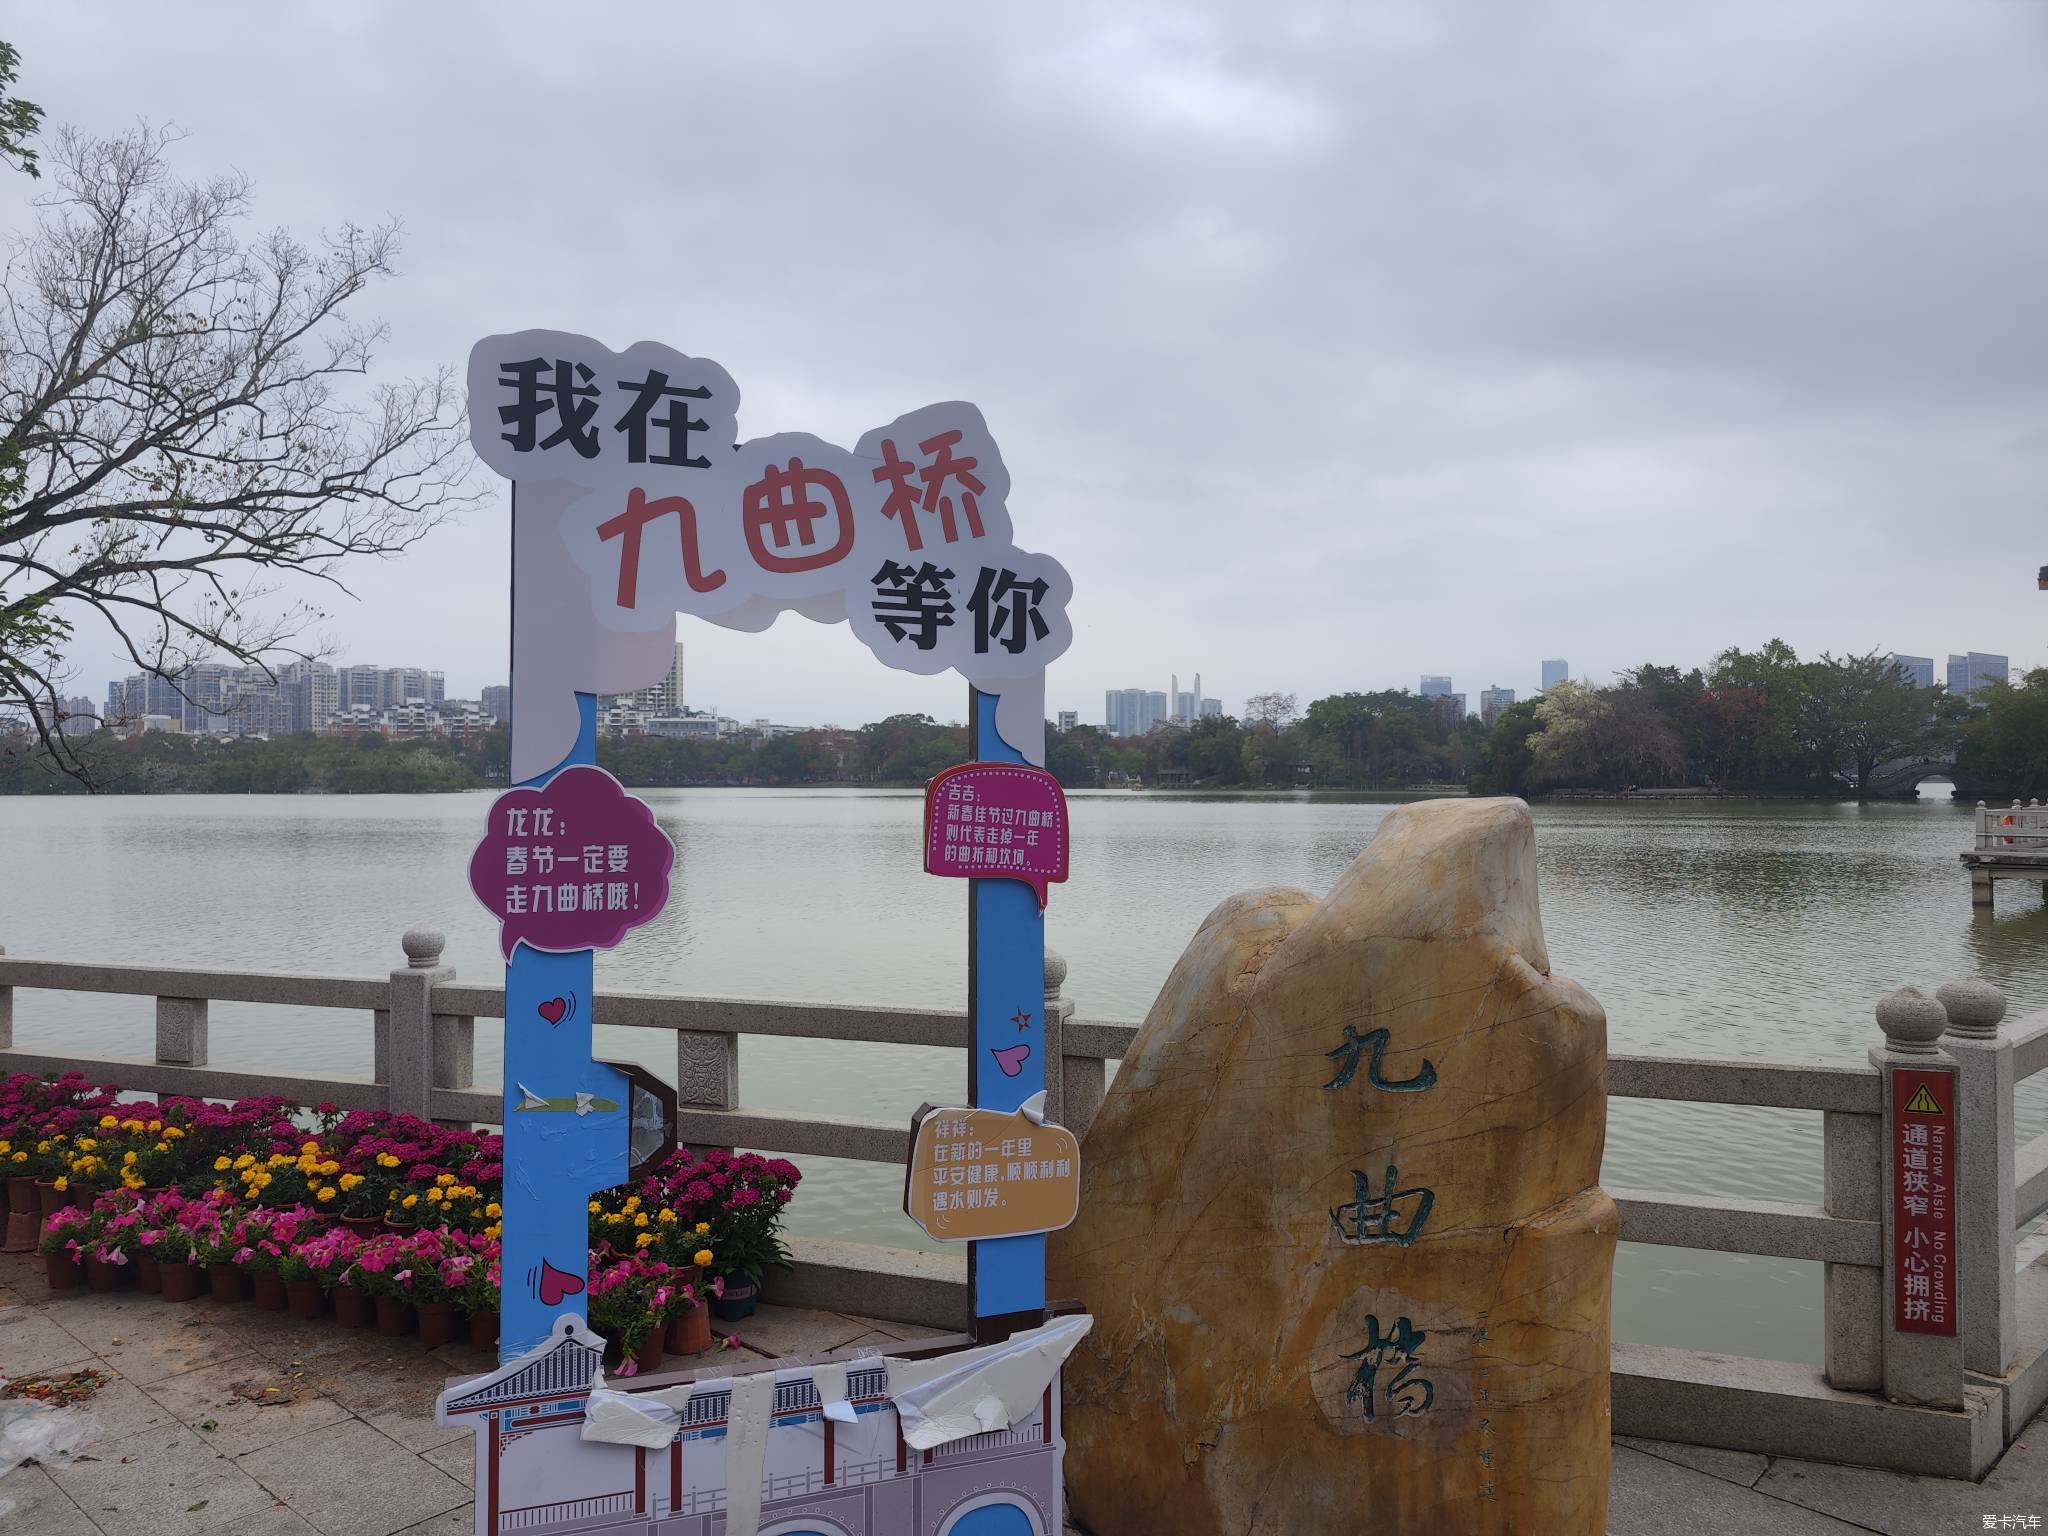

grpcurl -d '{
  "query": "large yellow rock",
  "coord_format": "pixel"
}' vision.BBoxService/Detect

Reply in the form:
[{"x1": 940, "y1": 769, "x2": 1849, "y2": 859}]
[{"x1": 1051, "y1": 798, "x2": 1614, "y2": 1534}]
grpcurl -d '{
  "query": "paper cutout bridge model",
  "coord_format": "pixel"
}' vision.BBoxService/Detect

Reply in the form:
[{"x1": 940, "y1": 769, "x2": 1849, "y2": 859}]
[{"x1": 435, "y1": 329, "x2": 1088, "y2": 1536}]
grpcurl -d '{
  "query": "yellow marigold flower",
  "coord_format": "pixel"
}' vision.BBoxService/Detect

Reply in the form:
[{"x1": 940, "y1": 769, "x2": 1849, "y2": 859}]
[
  {"x1": 8, "y1": 1150, "x2": 24, "y2": 1164},
  {"x1": 657, "y1": 1209, "x2": 676, "y2": 1225},
  {"x1": 147, "y1": 1120, "x2": 162, "y2": 1132},
  {"x1": 402, "y1": 1193, "x2": 418, "y2": 1209},
  {"x1": 339, "y1": 1173, "x2": 364, "y2": 1191},
  {"x1": 163, "y1": 1126, "x2": 184, "y2": 1139},
  {"x1": 122, "y1": 1118, "x2": 143, "y2": 1132},
  {"x1": 425, "y1": 1187, "x2": 443, "y2": 1202},
  {"x1": 317, "y1": 1187, "x2": 336, "y2": 1202},
  {"x1": 76, "y1": 1138, "x2": 97, "y2": 1151},
  {"x1": 587, "y1": 1200, "x2": 601, "y2": 1213},
  {"x1": 234, "y1": 1153, "x2": 255, "y2": 1169},
  {"x1": 436, "y1": 1172, "x2": 456, "y2": 1187},
  {"x1": 376, "y1": 1153, "x2": 400, "y2": 1168},
  {"x1": 98, "y1": 1115, "x2": 117, "y2": 1129},
  {"x1": 485, "y1": 1202, "x2": 501, "y2": 1218},
  {"x1": 606, "y1": 1213, "x2": 626, "y2": 1227},
  {"x1": 692, "y1": 1249, "x2": 713, "y2": 1268},
  {"x1": 122, "y1": 1175, "x2": 143, "y2": 1189},
  {"x1": 635, "y1": 1232, "x2": 656, "y2": 1249},
  {"x1": 484, "y1": 1223, "x2": 501, "y2": 1239},
  {"x1": 0, "y1": 1140, "x2": 9, "y2": 1154},
  {"x1": 153, "y1": 1142, "x2": 170, "y2": 1153},
  {"x1": 623, "y1": 1195, "x2": 641, "y2": 1212},
  {"x1": 694, "y1": 1222, "x2": 709, "y2": 1236},
  {"x1": 301, "y1": 1140, "x2": 319, "y2": 1154},
  {"x1": 122, "y1": 1151, "x2": 137, "y2": 1165},
  {"x1": 53, "y1": 1176, "x2": 67, "y2": 1191},
  {"x1": 319, "y1": 1160, "x2": 339, "y2": 1176},
  {"x1": 35, "y1": 1140, "x2": 50, "y2": 1153},
  {"x1": 633, "y1": 1213, "x2": 648, "y2": 1228}
]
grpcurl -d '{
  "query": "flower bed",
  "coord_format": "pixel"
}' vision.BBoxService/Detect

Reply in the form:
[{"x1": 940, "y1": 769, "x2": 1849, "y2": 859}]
[{"x1": 4, "y1": 1071, "x2": 799, "y2": 1372}]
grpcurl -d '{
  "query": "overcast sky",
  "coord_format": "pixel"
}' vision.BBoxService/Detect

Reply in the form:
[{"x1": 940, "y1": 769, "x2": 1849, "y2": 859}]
[{"x1": 9, "y1": 3, "x2": 2046, "y2": 726}]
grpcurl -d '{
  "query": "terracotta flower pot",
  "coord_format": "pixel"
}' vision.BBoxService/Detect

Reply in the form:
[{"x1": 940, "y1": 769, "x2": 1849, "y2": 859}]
[
  {"x1": 633, "y1": 1330, "x2": 666, "y2": 1373},
  {"x1": 416, "y1": 1301, "x2": 458, "y2": 1348},
  {"x1": 340, "y1": 1215, "x2": 382, "y2": 1238},
  {"x1": 374, "y1": 1293, "x2": 412, "y2": 1337},
  {"x1": 160, "y1": 1260, "x2": 200, "y2": 1303},
  {"x1": 383, "y1": 1216, "x2": 417, "y2": 1236},
  {"x1": 136, "y1": 1252, "x2": 163, "y2": 1294},
  {"x1": 251, "y1": 1270, "x2": 288, "y2": 1311},
  {"x1": 468, "y1": 1307, "x2": 499, "y2": 1352},
  {"x1": 207, "y1": 1260, "x2": 249, "y2": 1303},
  {"x1": 5, "y1": 1174, "x2": 35, "y2": 1214},
  {"x1": 35, "y1": 1181, "x2": 64, "y2": 1220},
  {"x1": 286, "y1": 1279, "x2": 323, "y2": 1320},
  {"x1": 84, "y1": 1256, "x2": 123, "y2": 1292},
  {"x1": 667, "y1": 1302, "x2": 713, "y2": 1356},
  {"x1": 44, "y1": 1252, "x2": 80, "y2": 1293},
  {"x1": 331, "y1": 1284, "x2": 368, "y2": 1328},
  {"x1": 1, "y1": 1208, "x2": 36, "y2": 1254}
]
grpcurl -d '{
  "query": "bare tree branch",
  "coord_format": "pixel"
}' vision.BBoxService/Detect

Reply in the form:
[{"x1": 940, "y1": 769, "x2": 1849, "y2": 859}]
[{"x1": 0, "y1": 123, "x2": 478, "y2": 785}]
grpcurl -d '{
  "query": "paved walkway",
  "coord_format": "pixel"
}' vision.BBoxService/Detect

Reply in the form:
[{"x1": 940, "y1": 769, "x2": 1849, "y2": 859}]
[{"x1": 3, "y1": 1251, "x2": 2041, "y2": 1534}]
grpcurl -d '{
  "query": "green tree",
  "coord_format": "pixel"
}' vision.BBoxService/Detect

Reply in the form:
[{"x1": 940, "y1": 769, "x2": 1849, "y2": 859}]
[
  {"x1": 1799, "y1": 650, "x2": 1937, "y2": 797},
  {"x1": 1954, "y1": 673, "x2": 2048, "y2": 800},
  {"x1": 1471, "y1": 698, "x2": 1543, "y2": 796},
  {"x1": 0, "y1": 41, "x2": 42, "y2": 177}
]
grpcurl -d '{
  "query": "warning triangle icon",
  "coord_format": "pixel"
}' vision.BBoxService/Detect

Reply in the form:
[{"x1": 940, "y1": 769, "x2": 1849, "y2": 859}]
[{"x1": 1903, "y1": 1085, "x2": 1943, "y2": 1115}]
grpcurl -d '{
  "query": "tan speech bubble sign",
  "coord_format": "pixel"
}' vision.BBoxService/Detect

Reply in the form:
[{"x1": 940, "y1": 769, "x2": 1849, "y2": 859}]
[{"x1": 902, "y1": 1103, "x2": 1081, "y2": 1243}]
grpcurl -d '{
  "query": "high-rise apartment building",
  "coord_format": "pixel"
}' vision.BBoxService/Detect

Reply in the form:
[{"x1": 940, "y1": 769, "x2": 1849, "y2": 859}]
[
  {"x1": 1420, "y1": 675, "x2": 1453, "y2": 697},
  {"x1": 482, "y1": 685, "x2": 512, "y2": 725},
  {"x1": 598, "y1": 643, "x2": 685, "y2": 728},
  {"x1": 1541, "y1": 659, "x2": 1568, "y2": 691},
  {"x1": 1479, "y1": 686, "x2": 1516, "y2": 727},
  {"x1": 1104, "y1": 688, "x2": 1172, "y2": 737},
  {"x1": 1887, "y1": 654, "x2": 1935, "y2": 690},
  {"x1": 1199, "y1": 698, "x2": 1223, "y2": 719},
  {"x1": 1946, "y1": 653, "x2": 2008, "y2": 697},
  {"x1": 1055, "y1": 710, "x2": 1077, "y2": 732}
]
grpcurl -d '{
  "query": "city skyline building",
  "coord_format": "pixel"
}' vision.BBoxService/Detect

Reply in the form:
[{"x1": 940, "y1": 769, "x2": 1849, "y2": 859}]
[
  {"x1": 481, "y1": 685, "x2": 512, "y2": 725},
  {"x1": 1479, "y1": 686, "x2": 1516, "y2": 727},
  {"x1": 1056, "y1": 710, "x2": 1077, "y2": 732},
  {"x1": 1104, "y1": 687, "x2": 1171, "y2": 737},
  {"x1": 1888, "y1": 654, "x2": 1935, "y2": 690},
  {"x1": 1947, "y1": 652, "x2": 2009, "y2": 697},
  {"x1": 1420, "y1": 675, "x2": 1453, "y2": 698},
  {"x1": 1541, "y1": 658, "x2": 1569, "y2": 691}
]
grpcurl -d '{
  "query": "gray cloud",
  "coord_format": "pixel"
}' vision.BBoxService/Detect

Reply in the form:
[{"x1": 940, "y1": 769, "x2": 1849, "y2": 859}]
[{"x1": 8, "y1": 1, "x2": 2045, "y2": 723}]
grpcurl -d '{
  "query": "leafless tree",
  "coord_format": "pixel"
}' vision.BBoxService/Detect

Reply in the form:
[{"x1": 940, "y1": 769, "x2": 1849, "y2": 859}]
[
  {"x1": 0, "y1": 124, "x2": 474, "y2": 783},
  {"x1": 1244, "y1": 691, "x2": 1298, "y2": 733}
]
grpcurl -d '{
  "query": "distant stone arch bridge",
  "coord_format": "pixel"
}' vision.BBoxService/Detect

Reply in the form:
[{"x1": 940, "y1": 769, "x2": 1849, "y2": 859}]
[{"x1": 1863, "y1": 754, "x2": 1960, "y2": 798}]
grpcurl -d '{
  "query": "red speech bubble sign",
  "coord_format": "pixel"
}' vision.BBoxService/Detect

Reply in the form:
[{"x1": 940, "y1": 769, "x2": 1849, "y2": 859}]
[
  {"x1": 923, "y1": 761, "x2": 1069, "y2": 908},
  {"x1": 468, "y1": 765, "x2": 675, "y2": 959}
]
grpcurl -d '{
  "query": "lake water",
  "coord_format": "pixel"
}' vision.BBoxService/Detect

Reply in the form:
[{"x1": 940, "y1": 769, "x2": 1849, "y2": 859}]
[{"x1": 5, "y1": 788, "x2": 2046, "y2": 1366}]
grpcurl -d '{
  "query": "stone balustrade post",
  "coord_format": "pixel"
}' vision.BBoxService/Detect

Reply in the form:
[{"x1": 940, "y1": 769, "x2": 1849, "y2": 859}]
[
  {"x1": 1939, "y1": 978, "x2": 2014, "y2": 1378},
  {"x1": 676, "y1": 1028, "x2": 738, "y2": 1156},
  {"x1": 0, "y1": 944, "x2": 12, "y2": 1050},
  {"x1": 1822, "y1": 1099, "x2": 1882, "y2": 1392},
  {"x1": 1047, "y1": 949, "x2": 1102, "y2": 1137},
  {"x1": 1871, "y1": 986, "x2": 1966, "y2": 1410},
  {"x1": 155, "y1": 992, "x2": 208, "y2": 1067},
  {"x1": 382, "y1": 927, "x2": 454, "y2": 1121}
]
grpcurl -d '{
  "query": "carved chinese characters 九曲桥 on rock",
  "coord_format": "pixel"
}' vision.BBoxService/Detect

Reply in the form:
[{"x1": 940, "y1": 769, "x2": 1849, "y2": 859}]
[{"x1": 1048, "y1": 797, "x2": 1615, "y2": 1535}]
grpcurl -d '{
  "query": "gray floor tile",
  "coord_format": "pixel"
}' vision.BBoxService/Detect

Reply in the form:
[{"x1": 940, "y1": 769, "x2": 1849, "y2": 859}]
[
  {"x1": 1616, "y1": 1433, "x2": 1771, "y2": 1488},
  {"x1": 1755, "y1": 1419, "x2": 2048, "y2": 1535},
  {"x1": 238, "y1": 1417, "x2": 469, "y2": 1536},
  {"x1": 141, "y1": 1358, "x2": 354, "y2": 1459},
  {"x1": 1607, "y1": 1445, "x2": 1875, "y2": 1534},
  {"x1": 42, "y1": 1418, "x2": 295, "y2": 1536},
  {"x1": 0, "y1": 1460, "x2": 98, "y2": 1535},
  {"x1": 708, "y1": 1303, "x2": 869, "y2": 1360}
]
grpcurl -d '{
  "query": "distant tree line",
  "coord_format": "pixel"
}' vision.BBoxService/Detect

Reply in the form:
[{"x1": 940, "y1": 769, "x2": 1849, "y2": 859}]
[
  {"x1": 4, "y1": 642, "x2": 2039, "y2": 799},
  {"x1": 1471, "y1": 643, "x2": 2043, "y2": 800}
]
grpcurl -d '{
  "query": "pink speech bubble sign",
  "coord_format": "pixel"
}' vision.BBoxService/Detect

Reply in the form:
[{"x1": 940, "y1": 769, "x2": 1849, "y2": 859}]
[
  {"x1": 923, "y1": 761, "x2": 1070, "y2": 908},
  {"x1": 468, "y1": 765, "x2": 676, "y2": 960}
]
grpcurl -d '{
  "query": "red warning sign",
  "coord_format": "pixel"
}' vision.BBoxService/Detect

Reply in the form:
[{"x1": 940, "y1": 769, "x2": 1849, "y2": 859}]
[{"x1": 1890, "y1": 1066, "x2": 1958, "y2": 1337}]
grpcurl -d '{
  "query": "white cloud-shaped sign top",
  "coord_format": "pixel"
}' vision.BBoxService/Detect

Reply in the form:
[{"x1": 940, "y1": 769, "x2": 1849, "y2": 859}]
[{"x1": 468, "y1": 332, "x2": 1072, "y2": 758}]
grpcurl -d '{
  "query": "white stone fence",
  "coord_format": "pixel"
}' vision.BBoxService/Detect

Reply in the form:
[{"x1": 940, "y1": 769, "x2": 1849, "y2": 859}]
[
  {"x1": 1975, "y1": 800, "x2": 2048, "y2": 851},
  {"x1": 0, "y1": 935, "x2": 2041, "y2": 1479}
]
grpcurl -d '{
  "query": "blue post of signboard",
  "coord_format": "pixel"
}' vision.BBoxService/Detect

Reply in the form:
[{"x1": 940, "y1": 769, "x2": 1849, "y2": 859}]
[{"x1": 967, "y1": 686, "x2": 1047, "y2": 1337}]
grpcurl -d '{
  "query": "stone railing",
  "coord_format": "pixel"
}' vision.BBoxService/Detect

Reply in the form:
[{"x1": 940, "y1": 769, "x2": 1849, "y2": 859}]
[
  {"x1": 1975, "y1": 799, "x2": 2048, "y2": 851},
  {"x1": 0, "y1": 935, "x2": 2039, "y2": 1478}
]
